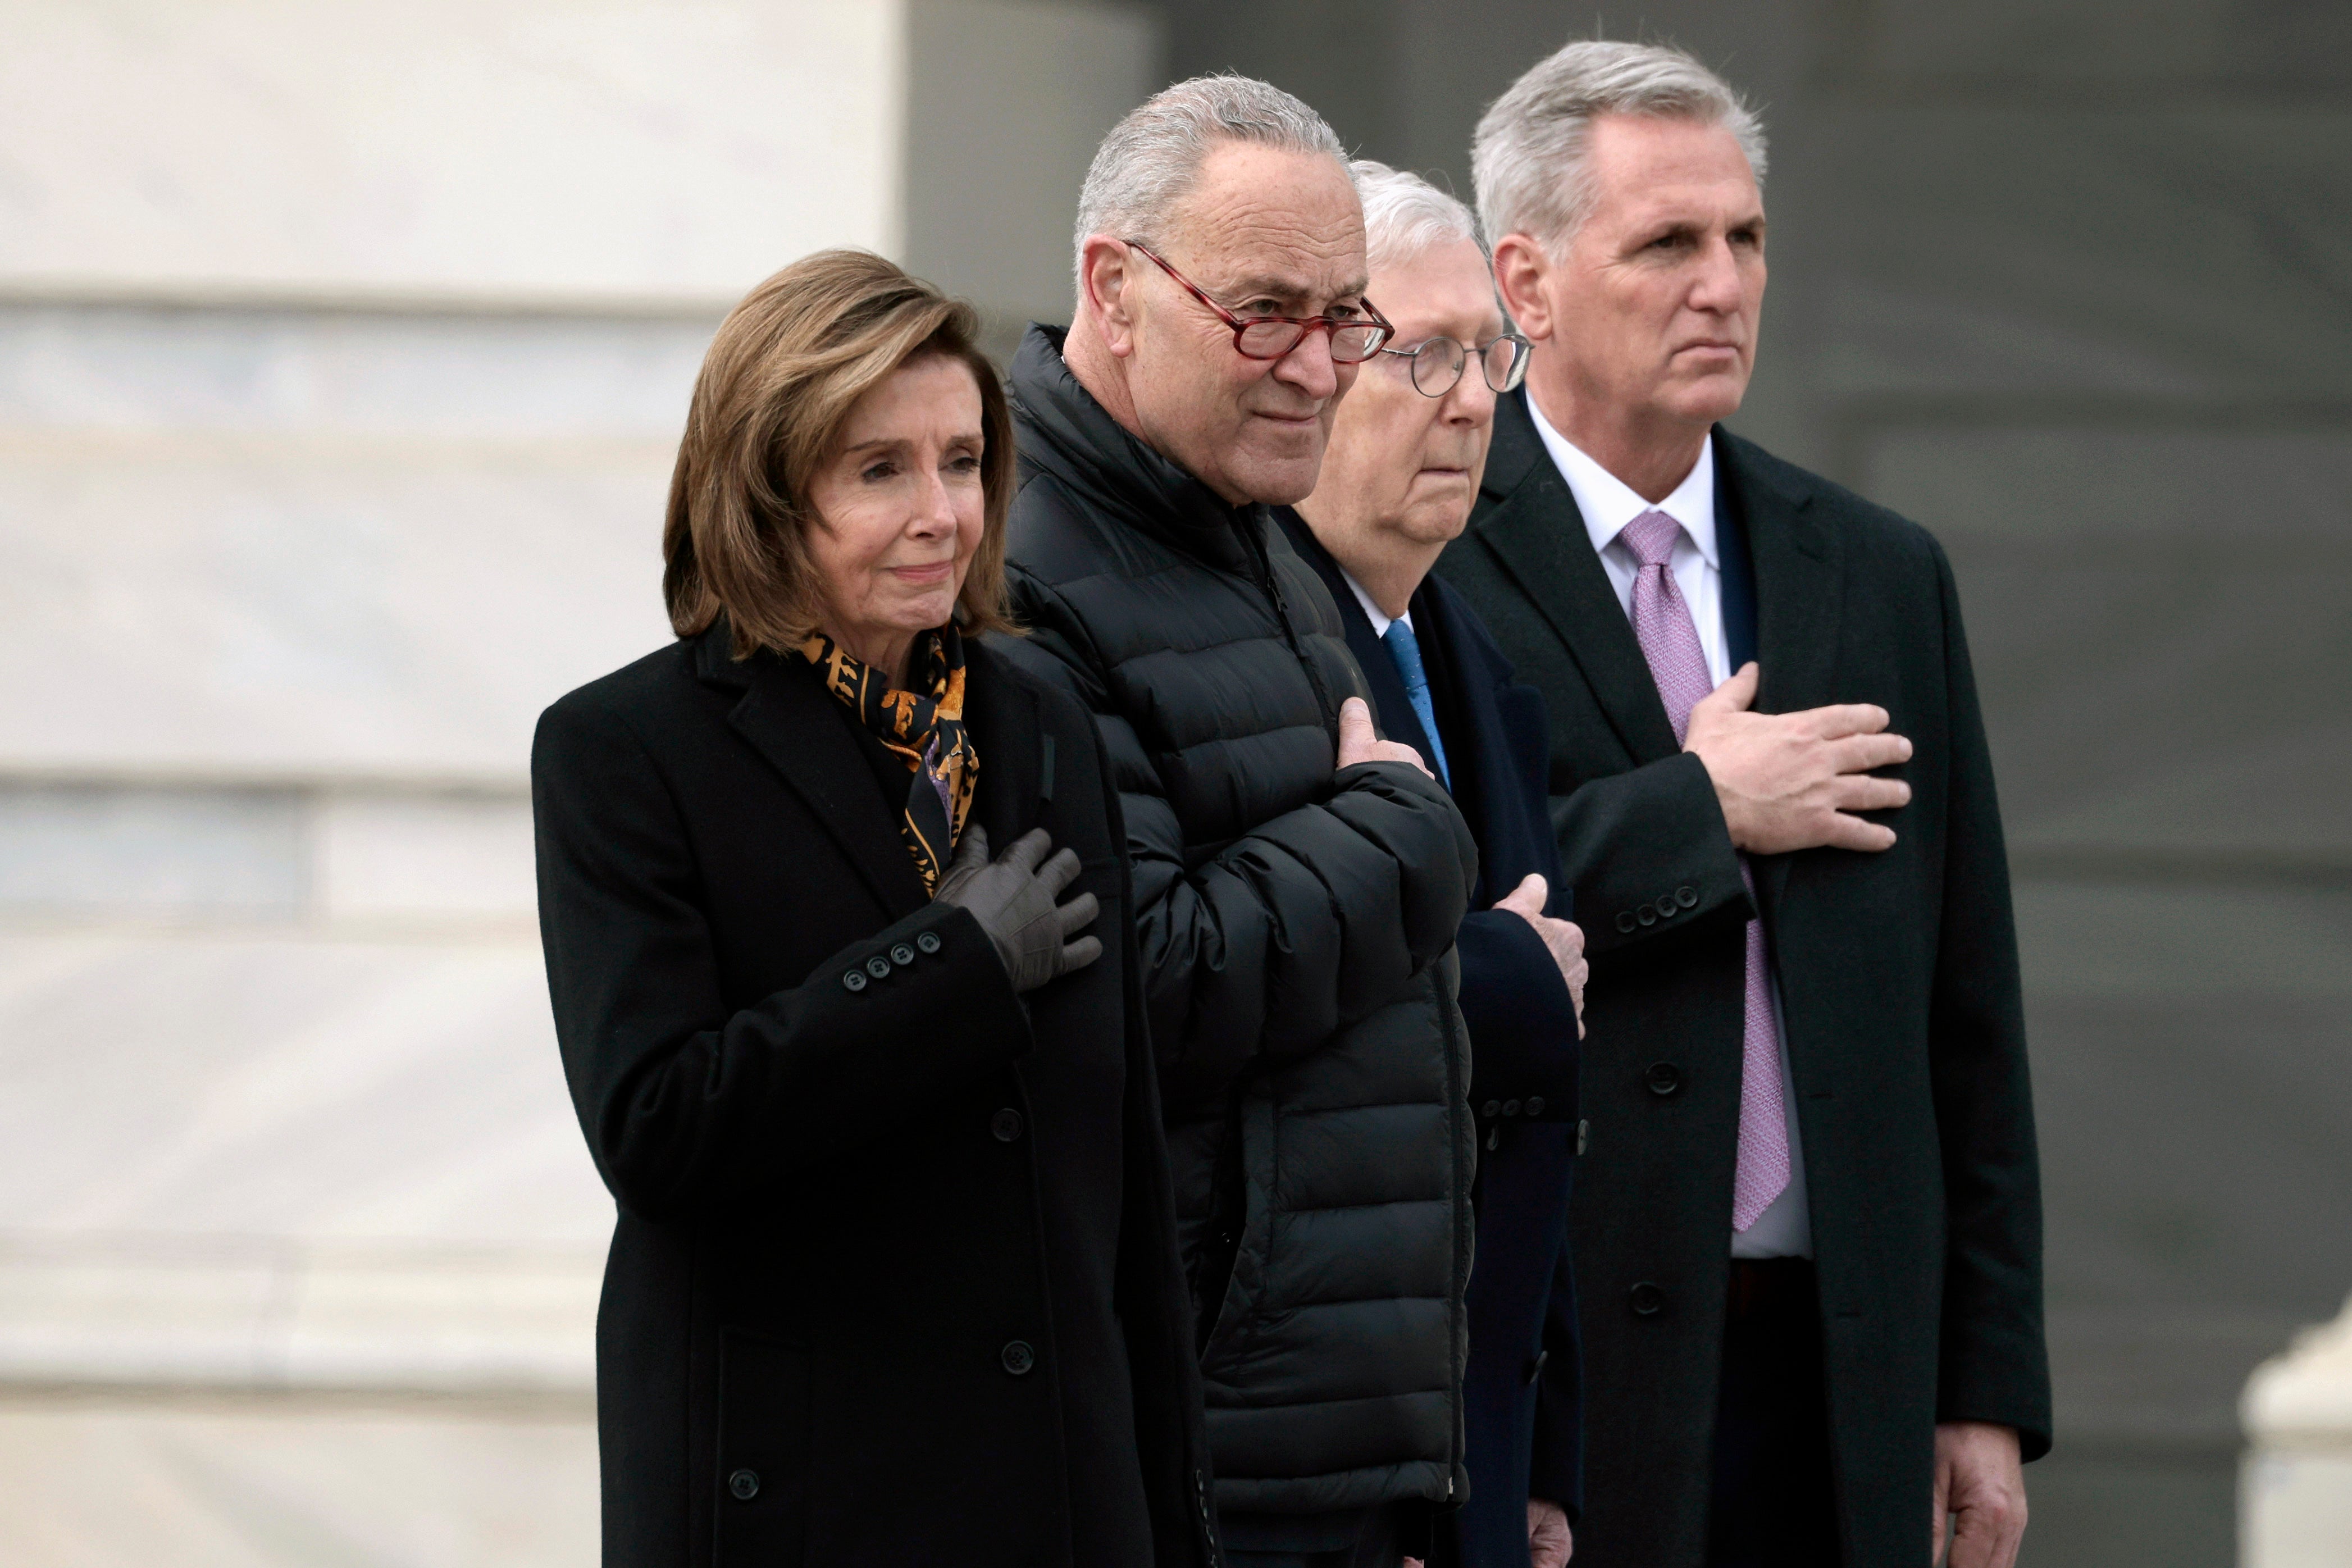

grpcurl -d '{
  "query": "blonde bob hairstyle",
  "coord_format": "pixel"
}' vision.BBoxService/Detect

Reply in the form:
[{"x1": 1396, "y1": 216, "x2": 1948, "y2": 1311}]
[{"x1": 663, "y1": 249, "x2": 1019, "y2": 659}]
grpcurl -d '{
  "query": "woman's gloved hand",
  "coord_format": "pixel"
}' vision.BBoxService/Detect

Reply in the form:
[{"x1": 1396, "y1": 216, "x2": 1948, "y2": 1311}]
[{"x1": 932, "y1": 825, "x2": 1102, "y2": 993}]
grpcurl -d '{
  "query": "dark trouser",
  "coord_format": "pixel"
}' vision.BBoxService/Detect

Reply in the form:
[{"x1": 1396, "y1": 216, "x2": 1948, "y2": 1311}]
[{"x1": 1706, "y1": 1259, "x2": 1842, "y2": 1568}]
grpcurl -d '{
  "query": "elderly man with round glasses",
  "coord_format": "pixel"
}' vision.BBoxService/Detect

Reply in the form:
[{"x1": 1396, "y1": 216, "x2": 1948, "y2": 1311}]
[
  {"x1": 1281, "y1": 161, "x2": 1588, "y2": 1568},
  {"x1": 996, "y1": 77, "x2": 1482, "y2": 1568}
]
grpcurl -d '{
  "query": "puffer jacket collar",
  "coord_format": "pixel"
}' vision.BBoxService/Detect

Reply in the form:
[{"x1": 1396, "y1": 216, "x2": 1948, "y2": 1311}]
[{"x1": 1009, "y1": 323, "x2": 1262, "y2": 578}]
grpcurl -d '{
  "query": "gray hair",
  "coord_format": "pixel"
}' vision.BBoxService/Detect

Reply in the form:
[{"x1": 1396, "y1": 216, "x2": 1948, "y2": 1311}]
[
  {"x1": 1352, "y1": 159, "x2": 1482, "y2": 272},
  {"x1": 1073, "y1": 74, "x2": 1350, "y2": 294},
  {"x1": 1473, "y1": 39, "x2": 1767, "y2": 251}
]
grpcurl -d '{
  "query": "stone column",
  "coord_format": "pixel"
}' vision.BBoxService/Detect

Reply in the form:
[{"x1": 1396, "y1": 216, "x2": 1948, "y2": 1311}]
[{"x1": 2242, "y1": 1294, "x2": 2352, "y2": 1567}]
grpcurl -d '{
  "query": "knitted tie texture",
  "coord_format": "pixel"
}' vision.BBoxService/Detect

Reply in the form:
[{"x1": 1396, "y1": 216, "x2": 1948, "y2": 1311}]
[{"x1": 1620, "y1": 510, "x2": 1791, "y2": 1232}]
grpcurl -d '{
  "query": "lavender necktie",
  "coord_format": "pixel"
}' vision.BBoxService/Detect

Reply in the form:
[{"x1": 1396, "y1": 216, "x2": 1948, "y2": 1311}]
[{"x1": 1620, "y1": 510, "x2": 1791, "y2": 1232}]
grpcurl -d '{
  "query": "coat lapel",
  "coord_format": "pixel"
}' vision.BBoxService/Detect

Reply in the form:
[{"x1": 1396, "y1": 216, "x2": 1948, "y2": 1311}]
[
  {"x1": 703, "y1": 630, "x2": 932, "y2": 920},
  {"x1": 1721, "y1": 431, "x2": 1844, "y2": 911},
  {"x1": 958, "y1": 641, "x2": 1046, "y2": 847},
  {"x1": 1273, "y1": 509, "x2": 1437, "y2": 764},
  {"x1": 1467, "y1": 391, "x2": 1681, "y2": 765}
]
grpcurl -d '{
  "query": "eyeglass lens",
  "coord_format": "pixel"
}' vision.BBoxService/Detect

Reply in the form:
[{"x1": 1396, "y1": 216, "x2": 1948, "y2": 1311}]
[
  {"x1": 1236, "y1": 318, "x2": 1387, "y2": 363},
  {"x1": 1484, "y1": 335, "x2": 1530, "y2": 392},
  {"x1": 1408, "y1": 336, "x2": 1529, "y2": 394}
]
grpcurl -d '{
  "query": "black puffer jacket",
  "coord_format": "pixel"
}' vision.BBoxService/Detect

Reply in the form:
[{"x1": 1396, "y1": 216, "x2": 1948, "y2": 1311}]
[{"x1": 993, "y1": 325, "x2": 1480, "y2": 1520}]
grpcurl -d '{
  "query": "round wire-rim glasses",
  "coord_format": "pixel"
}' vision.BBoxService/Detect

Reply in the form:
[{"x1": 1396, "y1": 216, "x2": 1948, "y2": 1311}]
[
  {"x1": 1124, "y1": 240, "x2": 1395, "y2": 363},
  {"x1": 1380, "y1": 332, "x2": 1534, "y2": 397}
]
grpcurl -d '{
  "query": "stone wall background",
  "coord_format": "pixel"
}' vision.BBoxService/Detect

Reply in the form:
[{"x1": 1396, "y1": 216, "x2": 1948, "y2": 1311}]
[
  {"x1": 1, "y1": 1, "x2": 2344, "y2": 1564},
  {"x1": 0, "y1": 3, "x2": 1155, "y2": 1562}
]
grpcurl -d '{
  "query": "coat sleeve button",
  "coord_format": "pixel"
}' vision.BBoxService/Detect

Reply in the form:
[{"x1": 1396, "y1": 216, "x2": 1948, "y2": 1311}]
[
  {"x1": 991, "y1": 1108, "x2": 1024, "y2": 1142},
  {"x1": 865, "y1": 955, "x2": 892, "y2": 979},
  {"x1": 1502, "y1": 1099, "x2": 1522, "y2": 1117},
  {"x1": 1637, "y1": 904, "x2": 1658, "y2": 926},
  {"x1": 1615, "y1": 910, "x2": 1638, "y2": 933},
  {"x1": 1629, "y1": 1282, "x2": 1666, "y2": 1316},
  {"x1": 1525, "y1": 1096, "x2": 1544, "y2": 1116},
  {"x1": 1482, "y1": 1100, "x2": 1502, "y2": 1118},
  {"x1": 1677, "y1": 885, "x2": 1699, "y2": 909},
  {"x1": 1655, "y1": 896, "x2": 1678, "y2": 919},
  {"x1": 841, "y1": 969, "x2": 867, "y2": 993},
  {"x1": 890, "y1": 943, "x2": 915, "y2": 966},
  {"x1": 916, "y1": 930, "x2": 942, "y2": 954},
  {"x1": 1000, "y1": 1339, "x2": 1036, "y2": 1376},
  {"x1": 1645, "y1": 1062, "x2": 1683, "y2": 1097},
  {"x1": 727, "y1": 1468, "x2": 760, "y2": 1501}
]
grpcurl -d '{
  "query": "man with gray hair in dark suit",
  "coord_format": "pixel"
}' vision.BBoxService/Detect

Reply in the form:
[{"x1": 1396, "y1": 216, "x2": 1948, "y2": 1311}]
[{"x1": 1437, "y1": 38, "x2": 2050, "y2": 1568}]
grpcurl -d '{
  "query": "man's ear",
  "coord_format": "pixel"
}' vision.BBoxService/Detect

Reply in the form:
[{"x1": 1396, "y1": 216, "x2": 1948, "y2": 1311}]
[
  {"x1": 1078, "y1": 236, "x2": 1141, "y2": 360},
  {"x1": 1492, "y1": 234, "x2": 1556, "y2": 344}
]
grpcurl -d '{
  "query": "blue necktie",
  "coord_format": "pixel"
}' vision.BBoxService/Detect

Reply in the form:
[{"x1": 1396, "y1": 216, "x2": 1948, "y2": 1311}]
[{"x1": 1382, "y1": 619, "x2": 1451, "y2": 789}]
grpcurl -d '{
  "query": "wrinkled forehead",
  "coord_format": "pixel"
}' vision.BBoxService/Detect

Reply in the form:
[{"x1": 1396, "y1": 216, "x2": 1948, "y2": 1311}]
[
  {"x1": 1370, "y1": 237, "x2": 1505, "y2": 340},
  {"x1": 1164, "y1": 144, "x2": 1369, "y2": 305},
  {"x1": 1585, "y1": 115, "x2": 1764, "y2": 226}
]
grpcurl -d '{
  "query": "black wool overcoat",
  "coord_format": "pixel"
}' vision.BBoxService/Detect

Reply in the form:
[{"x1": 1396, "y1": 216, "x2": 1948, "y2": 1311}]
[
  {"x1": 532, "y1": 622, "x2": 1218, "y2": 1568},
  {"x1": 1434, "y1": 391, "x2": 2050, "y2": 1568}
]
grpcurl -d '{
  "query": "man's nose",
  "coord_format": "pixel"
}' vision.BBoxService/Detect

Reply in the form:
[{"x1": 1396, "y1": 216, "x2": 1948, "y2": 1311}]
[
  {"x1": 1444, "y1": 362, "x2": 1497, "y2": 423},
  {"x1": 1271, "y1": 329, "x2": 1339, "y2": 399},
  {"x1": 1689, "y1": 237, "x2": 1746, "y2": 312}
]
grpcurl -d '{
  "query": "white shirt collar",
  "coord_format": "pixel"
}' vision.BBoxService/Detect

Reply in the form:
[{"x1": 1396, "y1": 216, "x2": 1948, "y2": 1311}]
[
  {"x1": 1525, "y1": 394, "x2": 1718, "y2": 569},
  {"x1": 1337, "y1": 565, "x2": 1409, "y2": 642}
]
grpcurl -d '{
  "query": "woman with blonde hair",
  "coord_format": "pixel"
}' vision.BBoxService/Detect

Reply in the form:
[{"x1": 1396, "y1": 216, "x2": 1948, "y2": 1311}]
[{"x1": 533, "y1": 249, "x2": 1216, "y2": 1567}]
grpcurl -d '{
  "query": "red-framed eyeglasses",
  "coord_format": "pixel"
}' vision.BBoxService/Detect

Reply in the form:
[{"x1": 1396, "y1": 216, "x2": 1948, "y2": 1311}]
[{"x1": 1124, "y1": 240, "x2": 1394, "y2": 363}]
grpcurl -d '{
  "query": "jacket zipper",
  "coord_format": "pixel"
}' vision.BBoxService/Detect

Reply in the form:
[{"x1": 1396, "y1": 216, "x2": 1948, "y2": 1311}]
[
  {"x1": 1442, "y1": 958, "x2": 1471, "y2": 1498},
  {"x1": 1235, "y1": 510, "x2": 1338, "y2": 723}
]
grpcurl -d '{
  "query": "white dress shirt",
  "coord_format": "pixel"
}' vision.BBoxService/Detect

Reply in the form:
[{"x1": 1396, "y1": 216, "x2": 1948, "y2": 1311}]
[
  {"x1": 1337, "y1": 567, "x2": 1410, "y2": 642},
  {"x1": 1526, "y1": 398, "x2": 1814, "y2": 1259}
]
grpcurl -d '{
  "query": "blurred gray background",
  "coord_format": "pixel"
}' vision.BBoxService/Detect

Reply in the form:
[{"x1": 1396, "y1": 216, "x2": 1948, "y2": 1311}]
[
  {"x1": 1078, "y1": 4, "x2": 2352, "y2": 1565},
  {"x1": 0, "y1": 1, "x2": 2344, "y2": 1563}
]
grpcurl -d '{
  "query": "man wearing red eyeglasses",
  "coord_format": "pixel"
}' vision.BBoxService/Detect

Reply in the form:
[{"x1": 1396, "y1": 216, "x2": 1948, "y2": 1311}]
[{"x1": 995, "y1": 74, "x2": 1484, "y2": 1568}]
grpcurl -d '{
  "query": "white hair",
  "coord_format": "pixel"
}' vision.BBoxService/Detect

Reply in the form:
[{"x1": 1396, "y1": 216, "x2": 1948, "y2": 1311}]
[
  {"x1": 1473, "y1": 39, "x2": 1767, "y2": 251},
  {"x1": 1073, "y1": 74, "x2": 1350, "y2": 295},
  {"x1": 1351, "y1": 159, "x2": 1482, "y2": 272}
]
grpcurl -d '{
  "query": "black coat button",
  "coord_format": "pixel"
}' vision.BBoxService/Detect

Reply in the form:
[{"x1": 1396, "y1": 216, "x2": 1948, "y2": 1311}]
[
  {"x1": 841, "y1": 969, "x2": 867, "y2": 993},
  {"x1": 1655, "y1": 896, "x2": 1678, "y2": 919},
  {"x1": 1482, "y1": 1100, "x2": 1502, "y2": 1118},
  {"x1": 991, "y1": 1108, "x2": 1024, "y2": 1142},
  {"x1": 1577, "y1": 1119, "x2": 1589, "y2": 1155},
  {"x1": 1630, "y1": 1282, "x2": 1666, "y2": 1316},
  {"x1": 1503, "y1": 1099, "x2": 1522, "y2": 1117},
  {"x1": 1001, "y1": 1339, "x2": 1036, "y2": 1376},
  {"x1": 1616, "y1": 910, "x2": 1637, "y2": 933},
  {"x1": 917, "y1": 930, "x2": 942, "y2": 954},
  {"x1": 1676, "y1": 886, "x2": 1699, "y2": 909},
  {"x1": 1638, "y1": 904, "x2": 1658, "y2": 926},
  {"x1": 890, "y1": 943, "x2": 915, "y2": 966},
  {"x1": 727, "y1": 1468, "x2": 759, "y2": 1501},
  {"x1": 865, "y1": 956, "x2": 891, "y2": 979},
  {"x1": 1525, "y1": 1096, "x2": 1545, "y2": 1116},
  {"x1": 1646, "y1": 1062, "x2": 1683, "y2": 1096}
]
